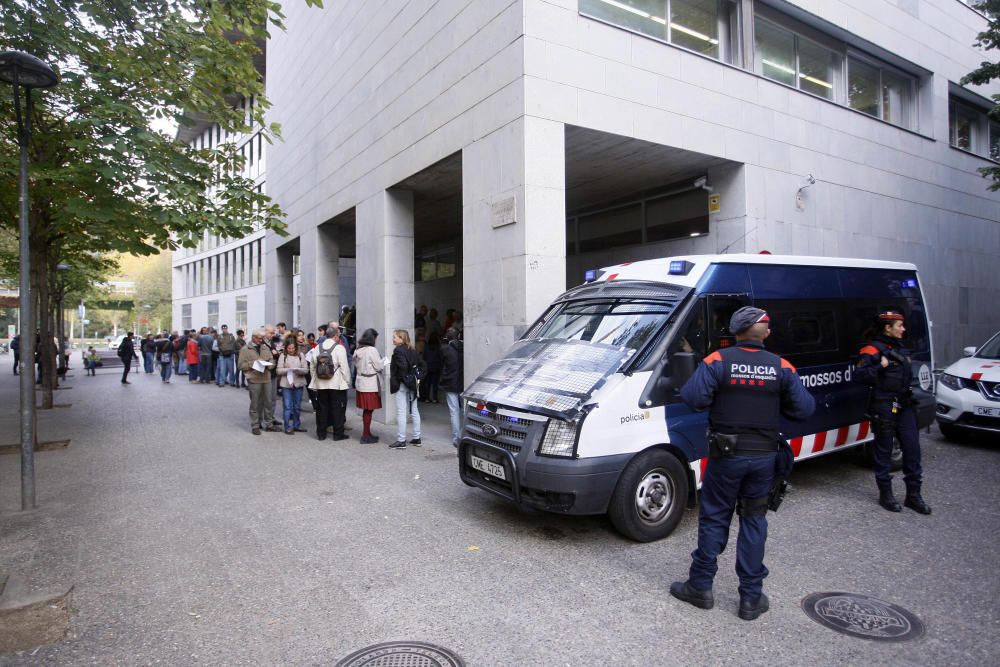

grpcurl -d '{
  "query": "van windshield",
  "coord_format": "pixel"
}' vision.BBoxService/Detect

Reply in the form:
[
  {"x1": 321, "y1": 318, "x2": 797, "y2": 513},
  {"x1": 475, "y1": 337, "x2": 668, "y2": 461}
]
[{"x1": 531, "y1": 301, "x2": 671, "y2": 352}]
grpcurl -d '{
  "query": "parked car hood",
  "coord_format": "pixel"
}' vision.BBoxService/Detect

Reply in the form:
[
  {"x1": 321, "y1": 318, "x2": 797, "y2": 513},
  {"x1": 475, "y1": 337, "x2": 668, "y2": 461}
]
[{"x1": 942, "y1": 356, "x2": 1000, "y2": 382}]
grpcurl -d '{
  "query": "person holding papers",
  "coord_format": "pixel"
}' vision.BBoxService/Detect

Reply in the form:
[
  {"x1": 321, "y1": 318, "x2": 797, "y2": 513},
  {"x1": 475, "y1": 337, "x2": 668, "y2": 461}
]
[{"x1": 238, "y1": 329, "x2": 278, "y2": 435}]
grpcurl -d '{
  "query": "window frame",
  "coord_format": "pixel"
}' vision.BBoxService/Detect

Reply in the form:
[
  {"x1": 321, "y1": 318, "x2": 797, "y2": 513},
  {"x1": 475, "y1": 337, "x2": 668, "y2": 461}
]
[{"x1": 846, "y1": 50, "x2": 917, "y2": 130}]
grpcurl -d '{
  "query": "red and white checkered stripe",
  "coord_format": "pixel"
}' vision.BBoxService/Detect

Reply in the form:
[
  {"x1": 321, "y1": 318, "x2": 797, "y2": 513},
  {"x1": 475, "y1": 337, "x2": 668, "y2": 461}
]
[{"x1": 691, "y1": 421, "x2": 874, "y2": 486}]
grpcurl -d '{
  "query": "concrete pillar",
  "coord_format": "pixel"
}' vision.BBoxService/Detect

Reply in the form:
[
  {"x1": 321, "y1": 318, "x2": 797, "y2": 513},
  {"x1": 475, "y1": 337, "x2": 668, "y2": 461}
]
[
  {"x1": 462, "y1": 116, "x2": 566, "y2": 382},
  {"x1": 299, "y1": 224, "x2": 341, "y2": 332},
  {"x1": 356, "y1": 189, "x2": 414, "y2": 425},
  {"x1": 265, "y1": 240, "x2": 294, "y2": 326}
]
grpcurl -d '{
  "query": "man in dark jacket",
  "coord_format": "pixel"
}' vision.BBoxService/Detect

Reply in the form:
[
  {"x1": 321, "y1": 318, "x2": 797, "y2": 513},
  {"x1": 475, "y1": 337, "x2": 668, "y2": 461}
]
[
  {"x1": 197, "y1": 327, "x2": 214, "y2": 384},
  {"x1": 118, "y1": 332, "x2": 139, "y2": 384},
  {"x1": 670, "y1": 307, "x2": 814, "y2": 621},
  {"x1": 439, "y1": 328, "x2": 464, "y2": 447},
  {"x1": 11, "y1": 334, "x2": 19, "y2": 375}
]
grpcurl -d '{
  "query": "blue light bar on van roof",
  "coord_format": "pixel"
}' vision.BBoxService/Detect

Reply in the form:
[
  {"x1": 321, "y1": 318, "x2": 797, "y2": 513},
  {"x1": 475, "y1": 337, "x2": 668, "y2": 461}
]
[
  {"x1": 669, "y1": 260, "x2": 694, "y2": 275},
  {"x1": 584, "y1": 269, "x2": 598, "y2": 282},
  {"x1": 902, "y1": 278, "x2": 917, "y2": 289}
]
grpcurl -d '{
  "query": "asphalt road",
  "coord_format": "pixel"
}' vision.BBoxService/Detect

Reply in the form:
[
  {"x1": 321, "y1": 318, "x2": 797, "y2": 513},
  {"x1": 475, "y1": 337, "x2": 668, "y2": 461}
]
[{"x1": 0, "y1": 364, "x2": 997, "y2": 665}]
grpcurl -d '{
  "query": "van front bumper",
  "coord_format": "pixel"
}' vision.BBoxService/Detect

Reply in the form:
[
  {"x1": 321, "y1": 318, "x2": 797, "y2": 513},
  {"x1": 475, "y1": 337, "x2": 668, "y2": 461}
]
[{"x1": 458, "y1": 438, "x2": 631, "y2": 516}]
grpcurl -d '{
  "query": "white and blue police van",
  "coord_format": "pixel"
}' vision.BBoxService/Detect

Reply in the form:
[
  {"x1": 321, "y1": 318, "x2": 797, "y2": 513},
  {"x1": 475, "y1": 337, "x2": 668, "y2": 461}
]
[{"x1": 458, "y1": 254, "x2": 936, "y2": 541}]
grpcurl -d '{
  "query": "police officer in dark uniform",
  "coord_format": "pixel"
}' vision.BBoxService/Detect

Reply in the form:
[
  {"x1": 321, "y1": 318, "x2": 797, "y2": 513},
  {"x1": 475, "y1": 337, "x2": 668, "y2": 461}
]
[
  {"x1": 670, "y1": 307, "x2": 814, "y2": 621},
  {"x1": 856, "y1": 311, "x2": 931, "y2": 515}
]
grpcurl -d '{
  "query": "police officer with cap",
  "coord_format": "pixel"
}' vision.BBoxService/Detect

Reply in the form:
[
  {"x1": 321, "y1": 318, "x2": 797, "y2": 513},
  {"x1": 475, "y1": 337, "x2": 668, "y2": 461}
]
[
  {"x1": 856, "y1": 311, "x2": 930, "y2": 515},
  {"x1": 670, "y1": 306, "x2": 814, "y2": 620}
]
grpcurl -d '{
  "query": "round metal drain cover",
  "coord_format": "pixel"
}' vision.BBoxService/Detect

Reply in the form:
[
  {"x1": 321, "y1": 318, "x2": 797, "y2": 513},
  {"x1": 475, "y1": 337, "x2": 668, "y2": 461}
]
[
  {"x1": 802, "y1": 592, "x2": 924, "y2": 642},
  {"x1": 335, "y1": 641, "x2": 464, "y2": 667}
]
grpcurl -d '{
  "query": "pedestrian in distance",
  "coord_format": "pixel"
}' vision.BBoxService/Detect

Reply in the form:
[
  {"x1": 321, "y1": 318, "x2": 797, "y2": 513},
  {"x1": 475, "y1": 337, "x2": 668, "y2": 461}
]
[
  {"x1": 439, "y1": 327, "x2": 464, "y2": 448},
  {"x1": 422, "y1": 331, "x2": 442, "y2": 403},
  {"x1": 216, "y1": 324, "x2": 237, "y2": 387},
  {"x1": 141, "y1": 333, "x2": 155, "y2": 373},
  {"x1": 186, "y1": 333, "x2": 200, "y2": 383},
  {"x1": 275, "y1": 339, "x2": 308, "y2": 434},
  {"x1": 306, "y1": 335, "x2": 350, "y2": 441},
  {"x1": 389, "y1": 329, "x2": 426, "y2": 449},
  {"x1": 11, "y1": 333, "x2": 19, "y2": 375},
  {"x1": 84, "y1": 346, "x2": 100, "y2": 376},
  {"x1": 118, "y1": 331, "x2": 140, "y2": 384},
  {"x1": 154, "y1": 330, "x2": 173, "y2": 383},
  {"x1": 237, "y1": 329, "x2": 279, "y2": 435},
  {"x1": 264, "y1": 324, "x2": 282, "y2": 428},
  {"x1": 856, "y1": 311, "x2": 931, "y2": 515},
  {"x1": 197, "y1": 327, "x2": 214, "y2": 384},
  {"x1": 353, "y1": 328, "x2": 385, "y2": 444},
  {"x1": 234, "y1": 329, "x2": 248, "y2": 388},
  {"x1": 670, "y1": 307, "x2": 814, "y2": 621}
]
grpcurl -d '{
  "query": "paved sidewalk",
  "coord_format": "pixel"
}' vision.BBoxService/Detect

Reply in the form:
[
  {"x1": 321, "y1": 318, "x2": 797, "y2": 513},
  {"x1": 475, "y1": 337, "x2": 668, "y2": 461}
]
[{"x1": 1, "y1": 358, "x2": 998, "y2": 665}]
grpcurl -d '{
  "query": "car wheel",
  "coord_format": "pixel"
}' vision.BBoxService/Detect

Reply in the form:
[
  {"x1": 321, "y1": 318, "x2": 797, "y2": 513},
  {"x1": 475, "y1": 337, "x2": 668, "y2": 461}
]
[
  {"x1": 937, "y1": 421, "x2": 966, "y2": 442},
  {"x1": 608, "y1": 449, "x2": 689, "y2": 543}
]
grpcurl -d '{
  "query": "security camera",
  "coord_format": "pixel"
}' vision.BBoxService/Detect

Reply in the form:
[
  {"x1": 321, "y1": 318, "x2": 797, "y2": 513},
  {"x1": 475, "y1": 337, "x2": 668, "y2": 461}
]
[{"x1": 693, "y1": 176, "x2": 713, "y2": 192}]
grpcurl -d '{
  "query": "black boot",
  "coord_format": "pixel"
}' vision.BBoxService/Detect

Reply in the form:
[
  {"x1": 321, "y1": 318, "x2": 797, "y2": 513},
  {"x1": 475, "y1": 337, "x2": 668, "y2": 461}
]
[
  {"x1": 878, "y1": 487, "x2": 901, "y2": 512},
  {"x1": 669, "y1": 580, "x2": 714, "y2": 610},
  {"x1": 739, "y1": 593, "x2": 770, "y2": 621},
  {"x1": 904, "y1": 492, "x2": 931, "y2": 515}
]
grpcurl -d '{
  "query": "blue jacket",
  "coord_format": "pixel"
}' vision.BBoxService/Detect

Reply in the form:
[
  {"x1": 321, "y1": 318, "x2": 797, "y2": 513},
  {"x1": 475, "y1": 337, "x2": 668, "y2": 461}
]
[{"x1": 680, "y1": 340, "x2": 814, "y2": 441}]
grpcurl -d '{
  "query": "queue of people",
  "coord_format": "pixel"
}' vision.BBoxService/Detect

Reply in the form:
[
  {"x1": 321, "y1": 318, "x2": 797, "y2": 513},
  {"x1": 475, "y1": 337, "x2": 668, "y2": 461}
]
[{"x1": 99, "y1": 307, "x2": 467, "y2": 449}]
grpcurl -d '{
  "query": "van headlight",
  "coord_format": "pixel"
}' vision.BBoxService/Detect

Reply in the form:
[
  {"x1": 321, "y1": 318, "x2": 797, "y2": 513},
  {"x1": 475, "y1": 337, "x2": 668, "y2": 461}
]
[
  {"x1": 539, "y1": 419, "x2": 578, "y2": 457},
  {"x1": 938, "y1": 373, "x2": 962, "y2": 391}
]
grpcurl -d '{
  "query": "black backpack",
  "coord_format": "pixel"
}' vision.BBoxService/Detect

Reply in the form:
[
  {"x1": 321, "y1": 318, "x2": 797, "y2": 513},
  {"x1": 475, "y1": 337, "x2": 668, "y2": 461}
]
[
  {"x1": 314, "y1": 348, "x2": 335, "y2": 380},
  {"x1": 402, "y1": 348, "x2": 426, "y2": 391}
]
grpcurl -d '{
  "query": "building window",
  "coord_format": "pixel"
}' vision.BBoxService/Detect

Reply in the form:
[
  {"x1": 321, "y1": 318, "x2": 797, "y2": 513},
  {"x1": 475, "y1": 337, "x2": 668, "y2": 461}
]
[
  {"x1": 235, "y1": 297, "x2": 247, "y2": 330},
  {"x1": 580, "y1": 0, "x2": 737, "y2": 63},
  {"x1": 416, "y1": 248, "x2": 457, "y2": 282},
  {"x1": 567, "y1": 185, "x2": 708, "y2": 255},
  {"x1": 755, "y1": 17, "x2": 841, "y2": 103},
  {"x1": 949, "y1": 97, "x2": 1000, "y2": 160},
  {"x1": 207, "y1": 300, "x2": 219, "y2": 329},
  {"x1": 182, "y1": 304, "x2": 192, "y2": 331},
  {"x1": 752, "y1": 13, "x2": 916, "y2": 130},
  {"x1": 256, "y1": 240, "x2": 263, "y2": 284},
  {"x1": 847, "y1": 56, "x2": 915, "y2": 128}
]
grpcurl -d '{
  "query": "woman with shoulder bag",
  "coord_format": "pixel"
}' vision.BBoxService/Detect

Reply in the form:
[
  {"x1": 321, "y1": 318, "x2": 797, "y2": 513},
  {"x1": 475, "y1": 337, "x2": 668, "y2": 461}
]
[
  {"x1": 353, "y1": 328, "x2": 385, "y2": 444},
  {"x1": 276, "y1": 339, "x2": 309, "y2": 434}
]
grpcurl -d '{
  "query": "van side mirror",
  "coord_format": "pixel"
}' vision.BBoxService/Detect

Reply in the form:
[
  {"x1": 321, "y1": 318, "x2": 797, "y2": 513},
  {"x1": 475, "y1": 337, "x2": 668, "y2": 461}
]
[
  {"x1": 963, "y1": 346, "x2": 977, "y2": 357},
  {"x1": 638, "y1": 351, "x2": 697, "y2": 409},
  {"x1": 669, "y1": 351, "x2": 696, "y2": 388}
]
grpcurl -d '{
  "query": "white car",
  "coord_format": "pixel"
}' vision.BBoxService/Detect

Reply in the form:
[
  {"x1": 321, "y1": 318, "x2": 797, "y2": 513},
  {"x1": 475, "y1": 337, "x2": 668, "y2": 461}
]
[{"x1": 936, "y1": 331, "x2": 1000, "y2": 441}]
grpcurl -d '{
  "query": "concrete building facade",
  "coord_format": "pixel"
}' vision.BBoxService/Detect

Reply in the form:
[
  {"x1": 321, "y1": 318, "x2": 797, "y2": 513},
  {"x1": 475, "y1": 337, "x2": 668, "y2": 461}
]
[
  {"x1": 265, "y1": 0, "x2": 1000, "y2": 421},
  {"x1": 171, "y1": 95, "x2": 269, "y2": 334}
]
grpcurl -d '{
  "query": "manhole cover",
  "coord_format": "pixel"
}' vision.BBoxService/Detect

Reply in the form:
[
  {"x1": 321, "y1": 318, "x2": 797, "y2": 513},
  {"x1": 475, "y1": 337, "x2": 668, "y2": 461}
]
[
  {"x1": 335, "y1": 641, "x2": 464, "y2": 667},
  {"x1": 802, "y1": 592, "x2": 924, "y2": 642}
]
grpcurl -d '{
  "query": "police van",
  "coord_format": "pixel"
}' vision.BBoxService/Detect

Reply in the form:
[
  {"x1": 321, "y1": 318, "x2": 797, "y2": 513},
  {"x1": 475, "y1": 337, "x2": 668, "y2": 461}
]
[{"x1": 458, "y1": 254, "x2": 936, "y2": 542}]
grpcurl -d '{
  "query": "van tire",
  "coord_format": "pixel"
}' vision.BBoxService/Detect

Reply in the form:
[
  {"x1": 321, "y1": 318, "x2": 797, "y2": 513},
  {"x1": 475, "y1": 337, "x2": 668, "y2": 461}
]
[{"x1": 608, "y1": 449, "x2": 689, "y2": 542}]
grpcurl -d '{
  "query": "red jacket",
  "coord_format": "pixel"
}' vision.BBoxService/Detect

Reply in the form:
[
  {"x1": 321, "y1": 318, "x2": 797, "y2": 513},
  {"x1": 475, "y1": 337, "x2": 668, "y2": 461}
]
[{"x1": 186, "y1": 338, "x2": 200, "y2": 365}]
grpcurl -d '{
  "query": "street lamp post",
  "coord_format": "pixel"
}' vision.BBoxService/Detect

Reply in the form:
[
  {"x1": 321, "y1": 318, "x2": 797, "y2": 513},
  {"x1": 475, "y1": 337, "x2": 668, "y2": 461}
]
[{"x1": 0, "y1": 51, "x2": 59, "y2": 510}]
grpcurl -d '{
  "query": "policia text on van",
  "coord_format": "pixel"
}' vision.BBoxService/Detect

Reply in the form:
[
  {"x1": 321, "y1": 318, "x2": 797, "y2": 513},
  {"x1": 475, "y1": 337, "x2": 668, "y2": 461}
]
[{"x1": 458, "y1": 254, "x2": 935, "y2": 541}]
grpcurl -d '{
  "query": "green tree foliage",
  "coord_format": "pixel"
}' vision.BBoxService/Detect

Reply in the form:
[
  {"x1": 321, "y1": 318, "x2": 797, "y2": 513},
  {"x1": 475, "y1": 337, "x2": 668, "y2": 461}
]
[
  {"x1": 0, "y1": 0, "x2": 322, "y2": 402},
  {"x1": 963, "y1": 1, "x2": 1000, "y2": 190}
]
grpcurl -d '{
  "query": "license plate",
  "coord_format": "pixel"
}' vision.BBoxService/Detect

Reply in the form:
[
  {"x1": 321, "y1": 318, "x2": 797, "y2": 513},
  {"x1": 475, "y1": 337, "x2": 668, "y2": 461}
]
[
  {"x1": 470, "y1": 455, "x2": 506, "y2": 480},
  {"x1": 974, "y1": 405, "x2": 1000, "y2": 418}
]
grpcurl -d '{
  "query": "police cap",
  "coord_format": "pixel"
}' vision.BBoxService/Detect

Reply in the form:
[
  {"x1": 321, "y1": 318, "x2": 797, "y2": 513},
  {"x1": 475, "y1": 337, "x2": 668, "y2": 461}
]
[
  {"x1": 730, "y1": 306, "x2": 770, "y2": 334},
  {"x1": 877, "y1": 310, "x2": 904, "y2": 323}
]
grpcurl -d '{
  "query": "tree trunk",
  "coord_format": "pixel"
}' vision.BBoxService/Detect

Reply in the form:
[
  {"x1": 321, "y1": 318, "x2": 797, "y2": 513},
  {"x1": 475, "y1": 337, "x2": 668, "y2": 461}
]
[{"x1": 31, "y1": 243, "x2": 55, "y2": 409}]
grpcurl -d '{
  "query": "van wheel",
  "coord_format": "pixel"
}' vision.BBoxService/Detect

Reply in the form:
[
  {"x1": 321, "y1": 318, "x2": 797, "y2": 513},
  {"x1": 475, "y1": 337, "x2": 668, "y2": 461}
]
[{"x1": 608, "y1": 449, "x2": 689, "y2": 542}]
